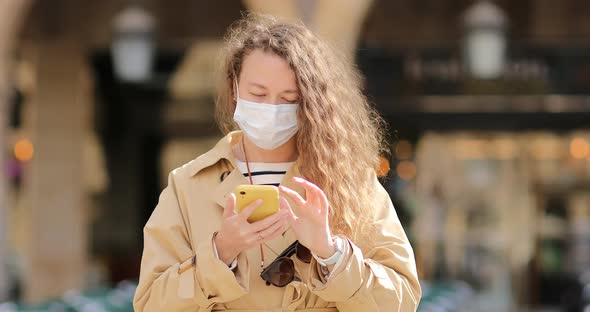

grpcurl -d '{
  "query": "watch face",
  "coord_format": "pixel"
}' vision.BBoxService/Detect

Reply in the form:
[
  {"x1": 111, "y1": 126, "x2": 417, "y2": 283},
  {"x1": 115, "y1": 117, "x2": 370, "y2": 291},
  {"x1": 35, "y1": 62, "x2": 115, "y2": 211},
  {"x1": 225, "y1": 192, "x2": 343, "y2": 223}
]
[
  {"x1": 334, "y1": 236, "x2": 344, "y2": 252},
  {"x1": 312, "y1": 237, "x2": 346, "y2": 266},
  {"x1": 339, "y1": 236, "x2": 344, "y2": 248}
]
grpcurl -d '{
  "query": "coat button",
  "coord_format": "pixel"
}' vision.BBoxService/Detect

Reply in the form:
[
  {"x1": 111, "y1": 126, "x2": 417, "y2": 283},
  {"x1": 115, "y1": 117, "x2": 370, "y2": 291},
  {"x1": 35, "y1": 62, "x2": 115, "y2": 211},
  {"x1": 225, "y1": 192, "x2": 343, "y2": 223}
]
[{"x1": 220, "y1": 170, "x2": 231, "y2": 182}]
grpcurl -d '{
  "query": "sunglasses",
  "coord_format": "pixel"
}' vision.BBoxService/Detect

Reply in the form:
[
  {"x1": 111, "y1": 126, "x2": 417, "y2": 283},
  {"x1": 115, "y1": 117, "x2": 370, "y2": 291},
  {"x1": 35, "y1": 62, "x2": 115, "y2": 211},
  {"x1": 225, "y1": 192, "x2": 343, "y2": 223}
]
[{"x1": 260, "y1": 240, "x2": 312, "y2": 287}]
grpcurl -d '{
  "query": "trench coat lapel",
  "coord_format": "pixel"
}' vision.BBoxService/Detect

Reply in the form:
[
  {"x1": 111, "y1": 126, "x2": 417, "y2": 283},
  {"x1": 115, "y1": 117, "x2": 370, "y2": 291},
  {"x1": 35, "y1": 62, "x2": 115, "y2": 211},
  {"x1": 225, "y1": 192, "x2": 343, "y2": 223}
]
[{"x1": 213, "y1": 166, "x2": 248, "y2": 208}]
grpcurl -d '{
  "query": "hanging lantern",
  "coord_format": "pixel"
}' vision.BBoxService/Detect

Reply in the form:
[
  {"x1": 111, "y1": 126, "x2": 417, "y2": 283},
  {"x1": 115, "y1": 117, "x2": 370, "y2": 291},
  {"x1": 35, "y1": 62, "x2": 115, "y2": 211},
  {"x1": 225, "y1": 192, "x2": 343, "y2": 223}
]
[
  {"x1": 463, "y1": 0, "x2": 508, "y2": 79},
  {"x1": 111, "y1": 5, "x2": 156, "y2": 82}
]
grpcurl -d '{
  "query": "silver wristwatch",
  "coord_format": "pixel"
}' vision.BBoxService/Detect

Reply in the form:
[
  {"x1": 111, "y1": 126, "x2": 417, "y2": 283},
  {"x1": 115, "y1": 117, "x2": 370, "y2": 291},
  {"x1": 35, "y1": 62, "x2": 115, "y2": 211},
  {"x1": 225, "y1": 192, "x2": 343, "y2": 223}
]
[{"x1": 313, "y1": 236, "x2": 344, "y2": 266}]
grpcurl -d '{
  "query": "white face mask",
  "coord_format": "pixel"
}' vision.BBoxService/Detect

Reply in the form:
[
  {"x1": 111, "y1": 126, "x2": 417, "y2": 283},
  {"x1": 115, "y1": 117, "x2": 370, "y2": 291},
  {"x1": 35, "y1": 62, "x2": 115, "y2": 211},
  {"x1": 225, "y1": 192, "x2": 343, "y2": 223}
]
[{"x1": 233, "y1": 80, "x2": 299, "y2": 150}]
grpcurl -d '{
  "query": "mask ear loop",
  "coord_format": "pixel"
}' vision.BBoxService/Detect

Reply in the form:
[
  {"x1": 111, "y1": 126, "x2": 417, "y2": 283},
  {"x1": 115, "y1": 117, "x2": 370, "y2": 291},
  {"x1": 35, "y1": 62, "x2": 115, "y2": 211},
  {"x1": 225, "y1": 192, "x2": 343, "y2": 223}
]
[{"x1": 234, "y1": 78, "x2": 240, "y2": 101}]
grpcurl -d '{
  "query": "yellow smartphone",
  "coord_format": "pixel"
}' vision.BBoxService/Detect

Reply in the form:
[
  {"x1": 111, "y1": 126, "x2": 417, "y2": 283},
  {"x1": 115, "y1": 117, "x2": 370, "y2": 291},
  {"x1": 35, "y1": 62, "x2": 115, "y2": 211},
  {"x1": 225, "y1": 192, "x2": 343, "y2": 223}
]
[{"x1": 235, "y1": 185, "x2": 279, "y2": 223}]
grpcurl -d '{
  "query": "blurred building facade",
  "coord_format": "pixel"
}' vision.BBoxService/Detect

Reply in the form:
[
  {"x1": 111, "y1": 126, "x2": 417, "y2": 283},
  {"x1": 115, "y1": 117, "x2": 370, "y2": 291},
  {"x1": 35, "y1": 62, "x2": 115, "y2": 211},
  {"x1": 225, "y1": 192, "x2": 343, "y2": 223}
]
[{"x1": 0, "y1": 0, "x2": 588, "y2": 311}]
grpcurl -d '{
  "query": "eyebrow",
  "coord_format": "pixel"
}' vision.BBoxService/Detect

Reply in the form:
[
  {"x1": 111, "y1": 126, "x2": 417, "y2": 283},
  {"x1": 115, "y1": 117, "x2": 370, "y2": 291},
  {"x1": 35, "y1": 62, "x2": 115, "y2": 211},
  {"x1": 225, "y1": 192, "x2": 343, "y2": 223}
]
[{"x1": 248, "y1": 82, "x2": 298, "y2": 94}]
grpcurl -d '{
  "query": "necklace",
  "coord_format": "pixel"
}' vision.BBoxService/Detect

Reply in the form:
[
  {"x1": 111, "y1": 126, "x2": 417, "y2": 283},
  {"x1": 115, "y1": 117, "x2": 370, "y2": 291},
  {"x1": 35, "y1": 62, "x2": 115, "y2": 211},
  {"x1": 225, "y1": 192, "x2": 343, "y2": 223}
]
[
  {"x1": 240, "y1": 137, "x2": 267, "y2": 270},
  {"x1": 240, "y1": 137, "x2": 254, "y2": 185}
]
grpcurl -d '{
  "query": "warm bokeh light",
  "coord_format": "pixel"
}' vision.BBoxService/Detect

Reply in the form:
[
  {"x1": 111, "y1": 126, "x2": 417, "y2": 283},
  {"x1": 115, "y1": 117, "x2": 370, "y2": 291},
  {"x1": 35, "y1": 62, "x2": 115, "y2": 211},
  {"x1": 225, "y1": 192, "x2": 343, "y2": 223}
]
[
  {"x1": 376, "y1": 156, "x2": 391, "y2": 177},
  {"x1": 396, "y1": 161, "x2": 417, "y2": 180},
  {"x1": 494, "y1": 138, "x2": 517, "y2": 159},
  {"x1": 395, "y1": 140, "x2": 413, "y2": 160},
  {"x1": 455, "y1": 139, "x2": 486, "y2": 159},
  {"x1": 530, "y1": 137, "x2": 563, "y2": 160},
  {"x1": 14, "y1": 138, "x2": 34, "y2": 161},
  {"x1": 570, "y1": 137, "x2": 589, "y2": 159}
]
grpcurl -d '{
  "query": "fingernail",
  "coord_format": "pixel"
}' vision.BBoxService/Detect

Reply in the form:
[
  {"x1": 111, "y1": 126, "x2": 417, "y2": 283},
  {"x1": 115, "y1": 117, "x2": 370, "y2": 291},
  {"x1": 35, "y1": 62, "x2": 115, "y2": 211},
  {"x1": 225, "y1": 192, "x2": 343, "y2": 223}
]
[{"x1": 293, "y1": 177, "x2": 304, "y2": 182}]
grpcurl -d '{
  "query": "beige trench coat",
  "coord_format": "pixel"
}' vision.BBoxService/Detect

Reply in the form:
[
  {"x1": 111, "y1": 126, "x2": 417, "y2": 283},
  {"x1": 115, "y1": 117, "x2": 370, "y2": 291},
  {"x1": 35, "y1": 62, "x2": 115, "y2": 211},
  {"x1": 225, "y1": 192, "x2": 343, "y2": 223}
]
[{"x1": 133, "y1": 131, "x2": 421, "y2": 311}]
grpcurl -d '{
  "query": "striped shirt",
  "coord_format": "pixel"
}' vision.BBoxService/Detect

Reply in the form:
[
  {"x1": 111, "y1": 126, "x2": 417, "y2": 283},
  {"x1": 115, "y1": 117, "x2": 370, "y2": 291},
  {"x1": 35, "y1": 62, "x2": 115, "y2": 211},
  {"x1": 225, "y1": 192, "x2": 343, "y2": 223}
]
[{"x1": 235, "y1": 160, "x2": 295, "y2": 186}]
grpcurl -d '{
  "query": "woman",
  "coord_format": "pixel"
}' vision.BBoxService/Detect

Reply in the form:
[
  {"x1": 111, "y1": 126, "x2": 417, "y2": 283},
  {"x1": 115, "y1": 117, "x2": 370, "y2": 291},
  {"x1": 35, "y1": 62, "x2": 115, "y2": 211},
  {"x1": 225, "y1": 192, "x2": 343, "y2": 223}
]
[{"x1": 133, "y1": 13, "x2": 421, "y2": 311}]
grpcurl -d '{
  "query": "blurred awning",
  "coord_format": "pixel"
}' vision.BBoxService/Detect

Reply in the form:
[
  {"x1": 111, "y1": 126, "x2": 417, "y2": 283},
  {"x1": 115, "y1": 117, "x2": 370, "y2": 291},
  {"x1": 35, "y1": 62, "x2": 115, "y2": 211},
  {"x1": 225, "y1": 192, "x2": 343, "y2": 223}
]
[{"x1": 357, "y1": 45, "x2": 590, "y2": 131}]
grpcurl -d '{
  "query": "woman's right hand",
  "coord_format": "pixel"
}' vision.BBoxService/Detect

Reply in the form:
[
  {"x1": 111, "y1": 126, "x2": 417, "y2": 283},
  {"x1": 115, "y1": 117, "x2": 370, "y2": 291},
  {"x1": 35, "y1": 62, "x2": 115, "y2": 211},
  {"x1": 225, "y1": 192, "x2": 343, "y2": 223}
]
[{"x1": 214, "y1": 193, "x2": 289, "y2": 265}]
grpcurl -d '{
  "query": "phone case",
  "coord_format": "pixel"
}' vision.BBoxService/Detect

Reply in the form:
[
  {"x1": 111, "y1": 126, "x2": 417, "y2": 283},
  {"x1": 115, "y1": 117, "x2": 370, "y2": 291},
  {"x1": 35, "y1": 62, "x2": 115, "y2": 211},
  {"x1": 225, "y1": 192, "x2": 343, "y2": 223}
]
[{"x1": 235, "y1": 185, "x2": 280, "y2": 223}]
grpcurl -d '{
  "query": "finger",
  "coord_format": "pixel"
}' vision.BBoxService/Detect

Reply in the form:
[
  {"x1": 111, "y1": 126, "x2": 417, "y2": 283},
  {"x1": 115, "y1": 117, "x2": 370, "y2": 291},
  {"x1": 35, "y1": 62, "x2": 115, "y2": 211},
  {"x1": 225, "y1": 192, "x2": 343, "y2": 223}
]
[
  {"x1": 246, "y1": 216, "x2": 286, "y2": 245},
  {"x1": 239, "y1": 199, "x2": 263, "y2": 221},
  {"x1": 248, "y1": 209, "x2": 288, "y2": 232},
  {"x1": 279, "y1": 185, "x2": 306, "y2": 207},
  {"x1": 223, "y1": 193, "x2": 236, "y2": 218},
  {"x1": 259, "y1": 220, "x2": 290, "y2": 243},
  {"x1": 278, "y1": 195, "x2": 291, "y2": 213},
  {"x1": 291, "y1": 177, "x2": 318, "y2": 206},
  {"x1": 279, "y1": 196, "x2": 298, "y2": 225},
  {"x1": 292, "y1": 177, "x2": 328, "y2": 209},
  {"x1": 257, "y1": 217, "x2": 287, "y2": 239},
  {"x1": 281, "y1": 185, "x2": 315, "y2": 217}
]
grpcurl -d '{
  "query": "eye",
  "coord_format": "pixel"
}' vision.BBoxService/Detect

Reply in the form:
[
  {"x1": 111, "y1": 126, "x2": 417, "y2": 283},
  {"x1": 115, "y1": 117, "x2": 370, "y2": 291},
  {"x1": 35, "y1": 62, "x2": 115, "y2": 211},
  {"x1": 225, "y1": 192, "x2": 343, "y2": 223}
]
[{"x1": 251, "y1": 93, "x2": 265, "y2": 97}]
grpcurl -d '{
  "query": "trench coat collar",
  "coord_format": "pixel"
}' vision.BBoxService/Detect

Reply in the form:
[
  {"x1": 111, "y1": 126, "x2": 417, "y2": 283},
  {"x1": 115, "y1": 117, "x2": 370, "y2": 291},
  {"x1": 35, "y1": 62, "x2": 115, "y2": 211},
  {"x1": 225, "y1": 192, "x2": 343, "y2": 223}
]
[
  {"x1": 187, "y1": 131, "x2": 240, "y2": 178},
  {"x1": 189, "y1": 130, "x2": 305, "y2": 256}
]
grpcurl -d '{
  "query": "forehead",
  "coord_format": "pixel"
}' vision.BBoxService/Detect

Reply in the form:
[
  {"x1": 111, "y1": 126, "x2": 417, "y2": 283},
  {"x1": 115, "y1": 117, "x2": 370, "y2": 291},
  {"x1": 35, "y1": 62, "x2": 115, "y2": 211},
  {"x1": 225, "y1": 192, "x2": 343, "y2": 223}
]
[{"x1": 239, "y1": 49, "x2": 297, "y2": 90}]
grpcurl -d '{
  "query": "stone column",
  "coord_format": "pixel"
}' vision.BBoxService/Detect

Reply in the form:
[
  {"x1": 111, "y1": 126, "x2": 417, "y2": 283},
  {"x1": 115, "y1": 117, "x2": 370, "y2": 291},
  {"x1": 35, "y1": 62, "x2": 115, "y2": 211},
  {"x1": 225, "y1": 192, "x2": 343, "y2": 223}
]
[
  {"x1": 243, "y1": 0, "x2": 374, "y2": 60},
  {"x1": 242, "y1": 0, "x2": 301, "y2": 22},
  {"x1": 310, "y1": 0, "x2": 374, "y2": 60},
  {"x1": 0, "y1": 0, "x2": 32, "y2": 301},
  {"x1": 24, "y1": 41, "x2": 90, "y2": 303}
]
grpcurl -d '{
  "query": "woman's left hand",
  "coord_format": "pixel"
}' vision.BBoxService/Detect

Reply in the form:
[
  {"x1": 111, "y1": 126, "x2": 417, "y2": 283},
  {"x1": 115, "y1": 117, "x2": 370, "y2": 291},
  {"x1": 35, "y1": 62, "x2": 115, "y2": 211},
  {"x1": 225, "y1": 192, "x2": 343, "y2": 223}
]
[{"x1": 279, "y1": 177, "x2": 336, "y2": 258}]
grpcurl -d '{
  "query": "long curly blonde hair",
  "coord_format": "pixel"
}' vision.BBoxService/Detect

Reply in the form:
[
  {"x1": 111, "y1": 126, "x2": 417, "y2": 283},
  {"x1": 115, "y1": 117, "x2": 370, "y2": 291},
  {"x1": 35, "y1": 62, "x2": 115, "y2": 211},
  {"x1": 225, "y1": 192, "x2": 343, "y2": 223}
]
[{"x1": 215, "y1": 13, "x2": 387, "y2": 246}]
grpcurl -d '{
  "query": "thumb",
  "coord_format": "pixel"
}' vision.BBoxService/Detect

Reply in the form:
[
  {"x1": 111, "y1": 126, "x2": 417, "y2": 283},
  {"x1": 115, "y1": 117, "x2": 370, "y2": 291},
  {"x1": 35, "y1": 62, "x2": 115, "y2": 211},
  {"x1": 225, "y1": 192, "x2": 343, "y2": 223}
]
[
  {"x1": 279, "y1": 196, "x2": 297, "y2": 225},
  {"x1": 223, "y1": 193, "x2": 236, "y2": 218}
]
